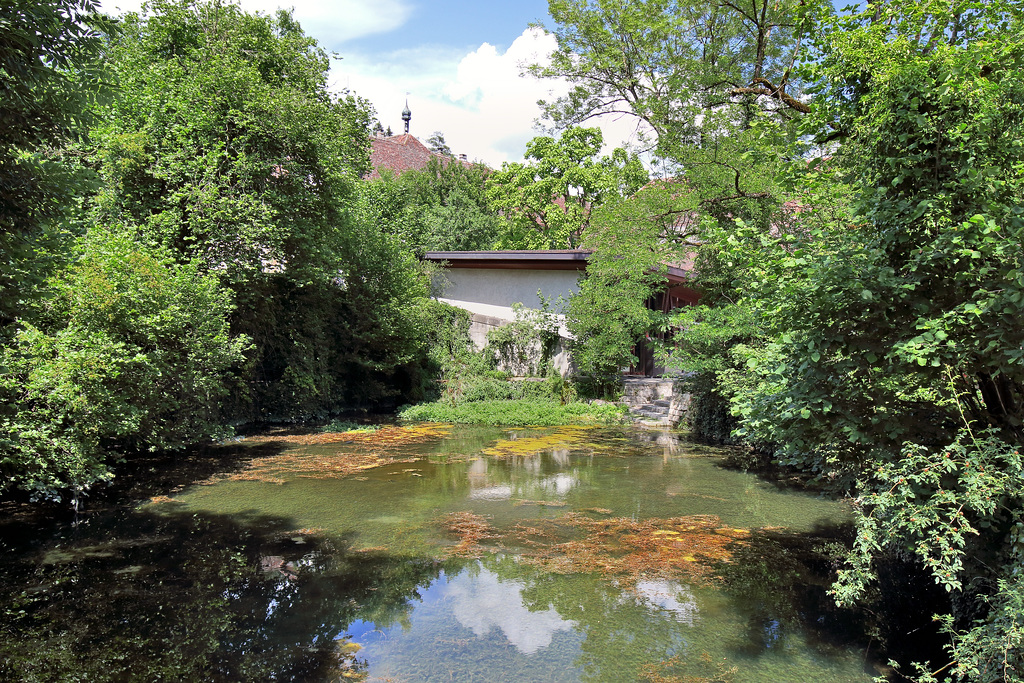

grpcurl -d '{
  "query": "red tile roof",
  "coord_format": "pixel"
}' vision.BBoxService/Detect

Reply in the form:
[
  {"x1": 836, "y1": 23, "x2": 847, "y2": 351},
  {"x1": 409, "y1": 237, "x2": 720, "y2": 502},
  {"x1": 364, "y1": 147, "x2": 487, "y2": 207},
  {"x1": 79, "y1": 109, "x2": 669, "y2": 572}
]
[{"x1": 366, "y1": 134, "x2": 475, "y2": 180}]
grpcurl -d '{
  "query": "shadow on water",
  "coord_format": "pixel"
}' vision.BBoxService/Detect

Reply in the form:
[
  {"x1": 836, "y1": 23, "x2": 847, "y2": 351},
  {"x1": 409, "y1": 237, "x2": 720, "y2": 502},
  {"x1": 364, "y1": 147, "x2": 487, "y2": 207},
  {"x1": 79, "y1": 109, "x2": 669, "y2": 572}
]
[
  {"x1": 0, "y1": 439, "x2": 291, "y2": 533},
  {"x1": 0, "y1": 503, "x2": 453, "y2": 682},
  {"x1": 716, "y1": 523, "x2": 869, "y2": 655},
  {"x1": 0, "y1": 426, "x2": 948, "y2": 682}
]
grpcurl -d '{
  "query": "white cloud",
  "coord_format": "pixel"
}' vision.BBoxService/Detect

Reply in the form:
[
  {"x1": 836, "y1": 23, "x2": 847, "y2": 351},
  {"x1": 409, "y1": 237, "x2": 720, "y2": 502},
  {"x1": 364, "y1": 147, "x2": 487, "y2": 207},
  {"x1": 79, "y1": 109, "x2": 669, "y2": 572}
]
[
  {"x1": 446, "y1": 566, "x2": 575, "y2": 653},
  {"x1": 634, "y1": 580, "x2": 700, "y2": 626},
  {"x1": 334, "y1": 27, "x2": 649, "y2": 167},
  {"x1": 98, "y1": 0, "x2": 412, "y2": 44}
]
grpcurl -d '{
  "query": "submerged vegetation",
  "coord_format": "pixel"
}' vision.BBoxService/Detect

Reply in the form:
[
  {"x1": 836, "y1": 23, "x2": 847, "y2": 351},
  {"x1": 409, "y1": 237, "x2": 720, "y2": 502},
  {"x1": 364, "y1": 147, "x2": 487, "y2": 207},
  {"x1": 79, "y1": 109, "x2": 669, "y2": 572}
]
[
  {"x1": 441, "y1": 510, "x2": 751, "y2": 588},
  {"x1": 198, "y1": 424, "x2": 451, "y2": 484}
]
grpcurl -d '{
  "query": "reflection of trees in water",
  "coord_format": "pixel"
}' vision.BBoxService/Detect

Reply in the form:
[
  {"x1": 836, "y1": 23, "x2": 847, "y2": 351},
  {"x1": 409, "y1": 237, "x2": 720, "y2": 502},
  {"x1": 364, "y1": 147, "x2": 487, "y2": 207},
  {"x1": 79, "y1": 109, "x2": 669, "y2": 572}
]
[
  {"x1": 714, "y1": 525, "x2": 883, "y2": 662},
  {"x1": 0, "y1": 507, "x2": 449, "y2": 682}
]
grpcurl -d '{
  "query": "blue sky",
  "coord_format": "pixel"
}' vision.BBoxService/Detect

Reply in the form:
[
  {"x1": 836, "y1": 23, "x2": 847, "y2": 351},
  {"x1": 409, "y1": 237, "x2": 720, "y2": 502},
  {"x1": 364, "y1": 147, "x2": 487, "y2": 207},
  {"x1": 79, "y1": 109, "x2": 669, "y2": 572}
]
[
  {"x1": 341, "y1": 0, "x2": 552, "y2": 56},
  {"x1": 96, "y1": 0, "x2": 647, "y2": 166}
]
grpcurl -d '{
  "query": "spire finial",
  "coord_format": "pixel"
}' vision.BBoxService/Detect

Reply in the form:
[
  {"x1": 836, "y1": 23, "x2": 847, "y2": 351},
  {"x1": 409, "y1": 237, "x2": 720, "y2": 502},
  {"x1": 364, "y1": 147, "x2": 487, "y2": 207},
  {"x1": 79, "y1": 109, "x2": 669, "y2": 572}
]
[{"x1": 401, "y1": 97, "x2": 411, "y2": 134}]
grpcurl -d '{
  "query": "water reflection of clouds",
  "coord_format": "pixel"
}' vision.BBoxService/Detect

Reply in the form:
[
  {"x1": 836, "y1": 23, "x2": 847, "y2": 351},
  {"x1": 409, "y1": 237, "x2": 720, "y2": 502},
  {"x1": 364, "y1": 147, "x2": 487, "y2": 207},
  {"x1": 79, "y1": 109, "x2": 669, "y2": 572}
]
[
  {"x1": 447, "y1": 567, "x2": 576, "y2": 654},
  {"x1": 470, "y1": 484, "x2": 513, "y2": 500},
  {"x1": 466, "y1": 456, "x2": 580, "y2": 500},
  {"x1": 634, "y1": 580, "x2": 699, "y2": 626}
]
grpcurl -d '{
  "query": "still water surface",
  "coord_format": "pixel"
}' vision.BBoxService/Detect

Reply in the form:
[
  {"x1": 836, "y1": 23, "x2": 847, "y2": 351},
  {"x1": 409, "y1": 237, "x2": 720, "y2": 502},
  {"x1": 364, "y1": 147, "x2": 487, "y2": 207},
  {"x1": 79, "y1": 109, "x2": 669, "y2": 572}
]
[{"x1": 0, "y1": 424, "x2": 879, "y2": 682}]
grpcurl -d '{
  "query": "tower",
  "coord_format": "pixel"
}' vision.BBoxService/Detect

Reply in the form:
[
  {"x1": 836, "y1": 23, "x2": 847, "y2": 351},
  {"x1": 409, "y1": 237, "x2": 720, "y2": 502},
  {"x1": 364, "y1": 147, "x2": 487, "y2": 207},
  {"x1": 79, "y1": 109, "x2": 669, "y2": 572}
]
[{"x1": 401, "y1": 99, "x2": 411, "y2": 134}]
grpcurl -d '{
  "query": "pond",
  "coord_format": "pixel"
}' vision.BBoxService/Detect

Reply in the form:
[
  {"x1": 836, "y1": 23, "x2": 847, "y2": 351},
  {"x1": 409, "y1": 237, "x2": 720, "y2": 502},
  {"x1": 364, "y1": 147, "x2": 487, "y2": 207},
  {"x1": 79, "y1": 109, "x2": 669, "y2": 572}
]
[{"x1": 0, "y1": 424, "x2": 881, "y2": 682}]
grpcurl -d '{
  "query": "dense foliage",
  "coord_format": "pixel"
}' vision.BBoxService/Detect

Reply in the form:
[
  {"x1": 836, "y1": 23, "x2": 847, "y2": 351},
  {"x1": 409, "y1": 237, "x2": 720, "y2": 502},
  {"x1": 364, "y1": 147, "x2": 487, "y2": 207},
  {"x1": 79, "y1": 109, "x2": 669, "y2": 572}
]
[
  {"x1": 718, "y1": 3, "x2": 1024, "y2": 677},
  {"x1": 485, "y1": 127, "x2": 648, "y2": 249},
  {"x1": 89, "y1": 0, "x2": 430, "y2": 420},
  {"x1": 537, "y1": 0, "x2": 1024, "y2": 678},
  {"x1": 0, "y1": 0, "x2": 433, "y2": 500},
  {"x1": 361, "y1": 157, "x2": 501, "y2": 254},
  {"x1": 0, "y1": 0, "x2": 108, "y2": 331},
  {"x1": 399, "y1": 399, "x2": 625, "y2": 427},
  {"x1": 0, "y1": 230, "x2": 244, "y2": 502},
  {"x1": 566, "y1": 182, "x2": 692, "y2": 393}
]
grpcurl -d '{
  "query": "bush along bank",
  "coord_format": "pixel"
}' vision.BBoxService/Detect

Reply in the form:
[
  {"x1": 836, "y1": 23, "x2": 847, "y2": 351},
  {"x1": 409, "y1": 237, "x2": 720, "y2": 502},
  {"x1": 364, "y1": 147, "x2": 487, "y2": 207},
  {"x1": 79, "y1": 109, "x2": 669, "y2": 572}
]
[{"x1": 400, "y1": 299, "x2": 628, "y2": 427}]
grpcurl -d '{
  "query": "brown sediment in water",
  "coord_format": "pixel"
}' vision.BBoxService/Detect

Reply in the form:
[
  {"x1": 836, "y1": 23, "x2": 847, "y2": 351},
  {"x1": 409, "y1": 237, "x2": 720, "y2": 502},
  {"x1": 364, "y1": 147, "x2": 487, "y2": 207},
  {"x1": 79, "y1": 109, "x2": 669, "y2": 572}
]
[
  {"x1": 198, "y1": 424, "x2": 451, "y2": 485},
  {"x1": 639, "y1": 653, "x2": 739, "y2": 683},
  {"x1": 242, "y1": 423, "x2": 450, "y2": 446},
  {"x1": 512, "y1": 499, "x2": 568, "y2": 507},
  {"x1": 439, "y1": 510, "x2": 751, "y2": 587},
  {"x1": 440, "y1": 512, "x2": 501, "y2": 558}
]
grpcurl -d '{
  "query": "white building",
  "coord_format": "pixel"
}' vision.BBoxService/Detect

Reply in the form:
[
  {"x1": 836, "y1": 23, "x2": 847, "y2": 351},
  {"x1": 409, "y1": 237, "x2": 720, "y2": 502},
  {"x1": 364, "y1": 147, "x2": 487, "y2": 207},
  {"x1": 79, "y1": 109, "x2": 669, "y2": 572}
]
[{"x1": 423, "y1": 250, "x2": 699, "y2": 376}]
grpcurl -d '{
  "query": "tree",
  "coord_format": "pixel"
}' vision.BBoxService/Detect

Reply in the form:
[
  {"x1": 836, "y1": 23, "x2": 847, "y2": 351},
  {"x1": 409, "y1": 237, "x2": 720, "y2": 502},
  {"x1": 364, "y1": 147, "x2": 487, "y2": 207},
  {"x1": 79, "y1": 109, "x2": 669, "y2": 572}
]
[
  {"x1": 0, "y1": 0, "x2": 109, "y2": 332},
  {"x1": 0, "y1": 229, "x2": 245, "y2": 502},
  {"x1": 426, "y1": 130, "x2": 453, "y2": 156},
  {"x1": 714, "y1": 2, "x2": 1024, "y2": 677},
  {"x1": 531, "y1": 0, "x2": 813, "y2": 194},
  {"x1": 363, "y1": 156, "x2": 503, "y2": 253},
  {"x1": 89, "y1": 0, "x2": 422, "y2": 418},
  {"x1": 566, "y1": 182, "x2": 693, "y2": 392},
  {"x1": 530, "y1": 0, "x2": 814, "y2": 430},
  {"x1": 485, "y1": 127, "x2": 648, "y2": 249},
  {"x1": 92, "y1": 0, "x2": 372, "y2": 285}
]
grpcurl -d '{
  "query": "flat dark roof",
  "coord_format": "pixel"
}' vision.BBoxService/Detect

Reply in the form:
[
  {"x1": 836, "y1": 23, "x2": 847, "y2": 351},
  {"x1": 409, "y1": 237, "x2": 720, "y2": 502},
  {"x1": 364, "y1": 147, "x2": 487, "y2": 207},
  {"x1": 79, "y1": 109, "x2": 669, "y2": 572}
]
[
  {"x1": 422, "y1": 250, "x2": 592, "y2": 271},
  {"x1": 423, "y1": 250, "x2": 694, "y2": 284}
]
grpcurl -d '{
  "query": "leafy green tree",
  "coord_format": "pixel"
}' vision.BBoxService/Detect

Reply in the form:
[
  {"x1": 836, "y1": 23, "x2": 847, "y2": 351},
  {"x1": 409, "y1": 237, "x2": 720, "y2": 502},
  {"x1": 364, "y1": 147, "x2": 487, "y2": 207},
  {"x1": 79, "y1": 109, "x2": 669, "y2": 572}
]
[
  {"x1": 89, "y1": 0, "x2": 421, "y2": 418},
  {"x1": 713, "y1": 2, "x2": 1024, "y2": 677},
  {"x1": 485, "y1": 127, "x2": 648, "y2": 249},
  {"x1": 531, "y1": 0, "x2": 813, "y2": 193},
  {"x1": 426, "y1": 130, "x2": 453, "y2": 156},
  {"x1": 0, "y1": 229, "x2": 245, "y2": 502},
  {"x1": 363, "y1": 156, "x2": 503, "y2": 253},
  {"x1": 567, "y1": 182, "x2": 692, "y2": 392},
  {"x1": 92, "y1": 0, "x2": 372, "y2": 284},
  {"x1": 530, "y1": 1, "x2": 814, "y2": 420},
  {"x1": 0, "y1": 0, "x2": 109, "y2": 331}
]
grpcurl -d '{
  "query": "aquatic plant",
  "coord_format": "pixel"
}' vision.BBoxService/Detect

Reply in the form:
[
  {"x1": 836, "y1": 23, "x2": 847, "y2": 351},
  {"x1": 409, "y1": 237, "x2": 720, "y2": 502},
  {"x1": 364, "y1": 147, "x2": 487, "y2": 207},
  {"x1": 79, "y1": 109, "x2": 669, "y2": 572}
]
[
  {"x1": 438, "y1": 510, "x2": 751, "y2": 588},
  {"x1": 200, "y1": 424, "x2": 451, "y2": 484},
  {"x1": 320, "y1": 420, "x2": 382, "y2": 434},
  {"x1": 639, "y1": 653, "x2": 738, "y2": 683},
  {"x1": 398, "y1": 399, "x2": 627, "y2": 426},
  {"x1": 480, "y1": 426, "x2": 605, "y2": 458},
  {"x1": 245, "y1": 423, "x2": 449, "y2": 447},
  {"x1": 439, "y1": 512, "x2": 501, "y2": 558}
]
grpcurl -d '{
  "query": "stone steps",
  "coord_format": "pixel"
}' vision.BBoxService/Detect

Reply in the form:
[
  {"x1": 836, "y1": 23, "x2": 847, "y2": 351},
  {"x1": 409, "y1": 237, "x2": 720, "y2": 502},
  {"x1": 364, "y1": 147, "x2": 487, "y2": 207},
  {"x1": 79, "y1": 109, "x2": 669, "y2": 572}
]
[
  {"x1": 620, "y1": 378, "x2": 688, "y2": 427},
  {"x1": 629, "y1": 401, "x2": 672, "y2": 426}
]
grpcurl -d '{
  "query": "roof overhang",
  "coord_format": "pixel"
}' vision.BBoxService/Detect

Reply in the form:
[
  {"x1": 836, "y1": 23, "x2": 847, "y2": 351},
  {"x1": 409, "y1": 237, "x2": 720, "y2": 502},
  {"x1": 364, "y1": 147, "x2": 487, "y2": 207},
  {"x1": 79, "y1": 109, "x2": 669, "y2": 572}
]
[
  {"x1": 422, "y1": 250, "x2": 699, "y2": 302},
  {"x1": 423, "y1": 250, "x2": 592, "y2": 271}
]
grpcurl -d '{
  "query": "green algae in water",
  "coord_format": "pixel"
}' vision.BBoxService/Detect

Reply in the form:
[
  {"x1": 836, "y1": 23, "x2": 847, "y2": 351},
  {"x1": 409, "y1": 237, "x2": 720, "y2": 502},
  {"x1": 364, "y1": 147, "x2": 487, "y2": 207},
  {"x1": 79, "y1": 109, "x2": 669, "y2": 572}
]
[{"x1": 0, "y1": 426, "x2": 879, "y2": 682}]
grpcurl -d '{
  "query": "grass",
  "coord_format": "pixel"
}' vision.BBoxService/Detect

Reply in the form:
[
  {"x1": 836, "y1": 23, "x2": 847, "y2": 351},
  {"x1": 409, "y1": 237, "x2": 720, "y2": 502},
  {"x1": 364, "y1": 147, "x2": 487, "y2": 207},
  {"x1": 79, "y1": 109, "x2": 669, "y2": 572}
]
[{"x1": 397, "y1": 399, "x2": 628, "y2": 427}]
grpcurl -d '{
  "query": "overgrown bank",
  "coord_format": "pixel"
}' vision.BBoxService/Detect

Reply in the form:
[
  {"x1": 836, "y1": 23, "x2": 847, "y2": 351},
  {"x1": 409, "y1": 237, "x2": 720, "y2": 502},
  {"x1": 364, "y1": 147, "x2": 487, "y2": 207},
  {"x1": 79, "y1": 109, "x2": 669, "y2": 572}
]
[
  {"x1": 398, "y1": 297, "x2": 628, "y2": 427},
  {"x1": 0, "y1": 0, "x2": 439, "y2": 503}
]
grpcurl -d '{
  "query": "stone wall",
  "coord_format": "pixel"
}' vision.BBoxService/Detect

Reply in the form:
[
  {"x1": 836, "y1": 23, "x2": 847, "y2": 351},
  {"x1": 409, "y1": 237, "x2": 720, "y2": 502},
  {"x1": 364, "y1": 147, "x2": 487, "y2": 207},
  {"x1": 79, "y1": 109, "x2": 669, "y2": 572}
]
[{"x1": 466, "y1": 312, "x2": 573, "y2": 377}]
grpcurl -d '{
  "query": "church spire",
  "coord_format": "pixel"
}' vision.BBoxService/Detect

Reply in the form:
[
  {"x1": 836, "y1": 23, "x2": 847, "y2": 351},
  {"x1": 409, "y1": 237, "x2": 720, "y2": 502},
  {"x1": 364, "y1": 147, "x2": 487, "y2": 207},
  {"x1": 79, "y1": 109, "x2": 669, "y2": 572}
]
[{"x1": 401, "y1": 99, "x2": 411, "y2": 134}]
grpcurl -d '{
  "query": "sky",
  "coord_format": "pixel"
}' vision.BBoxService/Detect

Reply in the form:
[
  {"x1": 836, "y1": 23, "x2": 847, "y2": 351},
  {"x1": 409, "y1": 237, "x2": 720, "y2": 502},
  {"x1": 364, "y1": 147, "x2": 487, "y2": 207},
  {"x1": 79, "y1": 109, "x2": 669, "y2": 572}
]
[{"x1": 96, "y1": 0, "x2": 647, "y2": 167}]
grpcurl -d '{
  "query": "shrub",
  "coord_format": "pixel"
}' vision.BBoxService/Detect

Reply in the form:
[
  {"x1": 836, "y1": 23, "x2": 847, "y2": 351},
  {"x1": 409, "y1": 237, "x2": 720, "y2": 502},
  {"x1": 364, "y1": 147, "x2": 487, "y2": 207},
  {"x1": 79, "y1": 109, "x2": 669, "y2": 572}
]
[{"x1": 0, "y1": 229, "x2": 247, "y2": 502}]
